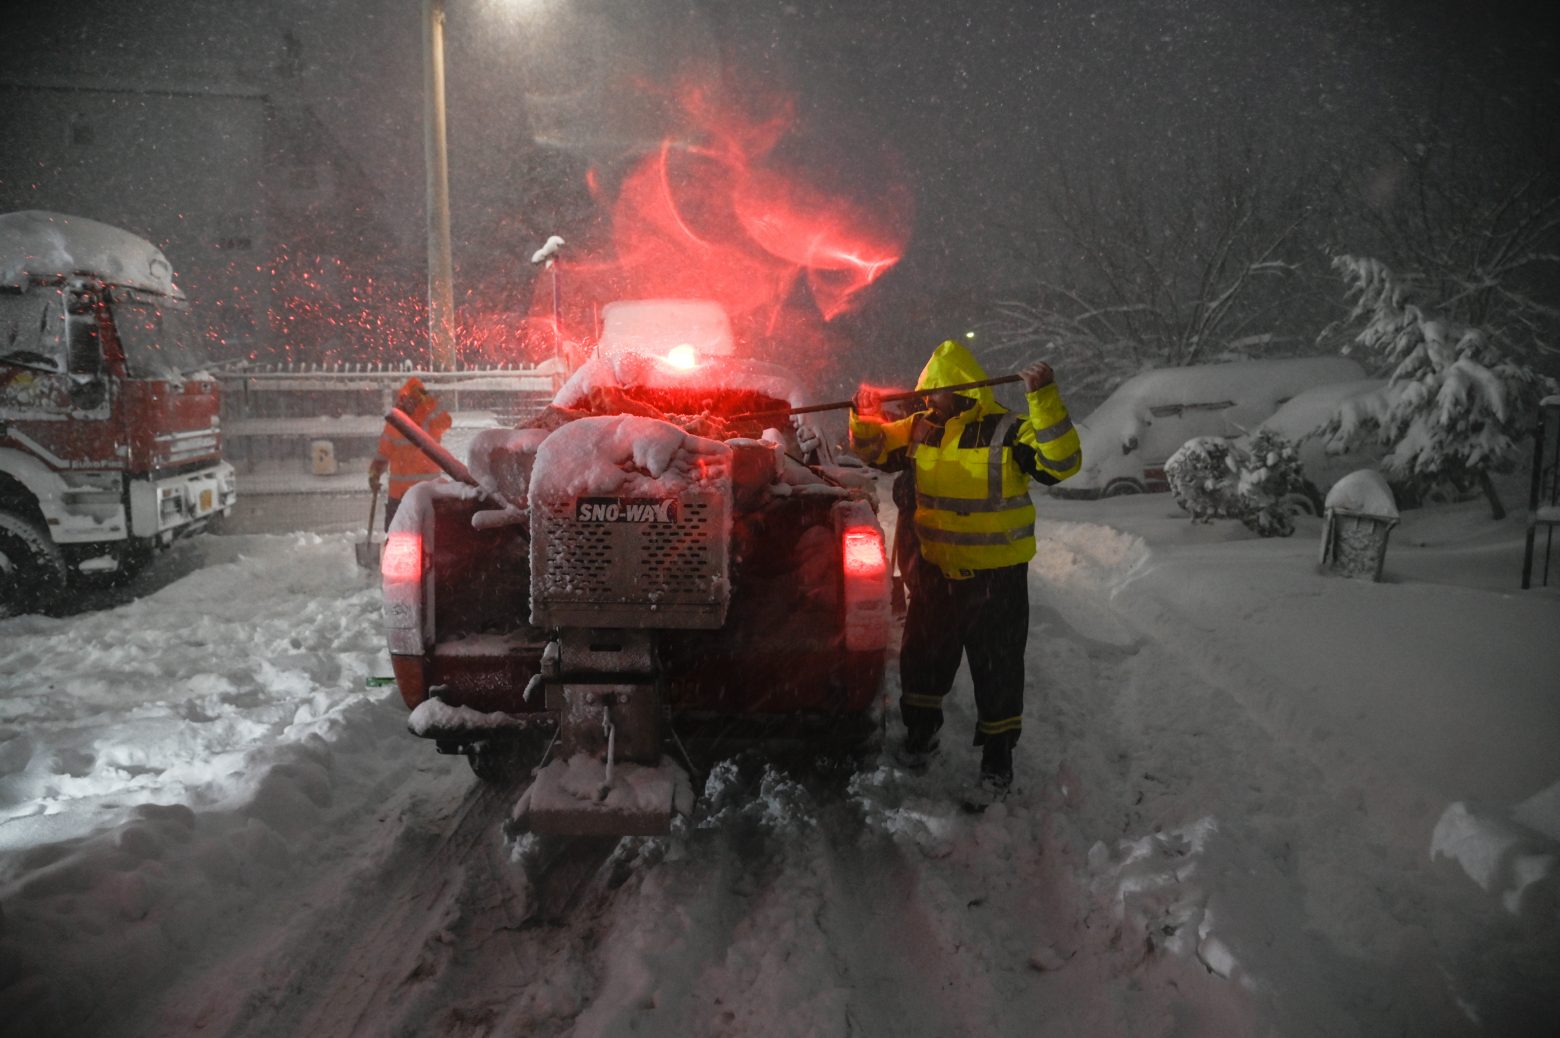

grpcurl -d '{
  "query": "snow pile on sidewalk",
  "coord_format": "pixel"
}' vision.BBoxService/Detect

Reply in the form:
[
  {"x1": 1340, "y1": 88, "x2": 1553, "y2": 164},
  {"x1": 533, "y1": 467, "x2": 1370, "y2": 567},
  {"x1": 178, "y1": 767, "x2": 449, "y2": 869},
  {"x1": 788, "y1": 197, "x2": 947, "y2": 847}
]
[
  {"x1": 1037, "y1": 495, "x2": 1560, "y2": 895},
  {"x1": 0, "y1": 534, "x2": 410, "y2": 1034}
]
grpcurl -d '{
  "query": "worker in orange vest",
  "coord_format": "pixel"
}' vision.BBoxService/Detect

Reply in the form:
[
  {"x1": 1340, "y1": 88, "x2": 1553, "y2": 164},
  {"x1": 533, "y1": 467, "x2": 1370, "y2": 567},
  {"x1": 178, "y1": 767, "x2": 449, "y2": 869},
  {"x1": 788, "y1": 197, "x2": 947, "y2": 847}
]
[{"x1": 369, "y1": 377, "x2": 451, "y2": 529}]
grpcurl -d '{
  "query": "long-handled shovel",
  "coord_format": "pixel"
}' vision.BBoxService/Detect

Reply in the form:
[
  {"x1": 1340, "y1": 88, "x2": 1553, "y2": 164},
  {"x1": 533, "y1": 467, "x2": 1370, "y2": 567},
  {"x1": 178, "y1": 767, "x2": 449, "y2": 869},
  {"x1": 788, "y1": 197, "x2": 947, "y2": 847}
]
[
  {"x1": 355, "y1": 482, "x2": 382, "y2": 569},
  {"x1": 728, "y1": 373, "x2": 1026, "y2": 425}
]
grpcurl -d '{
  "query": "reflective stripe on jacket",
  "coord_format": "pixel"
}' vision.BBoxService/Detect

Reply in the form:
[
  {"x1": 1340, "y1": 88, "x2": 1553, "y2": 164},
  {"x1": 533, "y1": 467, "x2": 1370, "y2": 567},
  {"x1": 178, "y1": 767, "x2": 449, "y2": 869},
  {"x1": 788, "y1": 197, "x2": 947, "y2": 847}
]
[
  {"x1": 849, "y1": 340, "x2": 1081, "y2": 576},
  {"x1": 376, "y1": 396, "x2": 451, "y2": 501}
]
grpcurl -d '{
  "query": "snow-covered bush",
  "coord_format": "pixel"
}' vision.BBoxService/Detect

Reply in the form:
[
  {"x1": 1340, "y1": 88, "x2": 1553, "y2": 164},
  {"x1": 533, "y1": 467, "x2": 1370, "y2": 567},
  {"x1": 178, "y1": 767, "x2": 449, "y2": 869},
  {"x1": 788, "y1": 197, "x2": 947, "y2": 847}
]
[
  {"x1": 1326, "y1": 256, "x2": 1553, "y2": 518},
  {"x1": 1165, "y1": 430, "x2": 1309, "y2": 538},
  {"x1": 1165, "y1": 437, "x2": 1233, "y2": 524}
]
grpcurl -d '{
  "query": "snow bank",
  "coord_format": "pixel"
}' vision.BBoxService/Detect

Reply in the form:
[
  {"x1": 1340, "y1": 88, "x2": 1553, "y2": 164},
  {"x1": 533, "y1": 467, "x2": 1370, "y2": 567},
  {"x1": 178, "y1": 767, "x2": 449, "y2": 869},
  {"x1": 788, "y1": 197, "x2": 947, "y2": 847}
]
[
  {"x1": 1432, "y1": 800, "x2": 1559, "y2": 915},
  {"x1": 0, "y1": 532, "x2": 412, "y2": 1034}
]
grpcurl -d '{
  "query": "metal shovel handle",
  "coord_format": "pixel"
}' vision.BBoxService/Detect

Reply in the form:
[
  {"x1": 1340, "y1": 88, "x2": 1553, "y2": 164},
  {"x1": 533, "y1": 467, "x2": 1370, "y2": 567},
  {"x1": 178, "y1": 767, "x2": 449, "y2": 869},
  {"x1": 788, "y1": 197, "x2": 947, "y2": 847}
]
[
  {"x1": 384, "y1": 409, "x2": 526, "y2": 527},
  {"x1": 386, "y1": 407, "x2": 477, "y2": 485},
  {"x1": 732, "y1": 373, "x2": 1025, "y2": 424}
]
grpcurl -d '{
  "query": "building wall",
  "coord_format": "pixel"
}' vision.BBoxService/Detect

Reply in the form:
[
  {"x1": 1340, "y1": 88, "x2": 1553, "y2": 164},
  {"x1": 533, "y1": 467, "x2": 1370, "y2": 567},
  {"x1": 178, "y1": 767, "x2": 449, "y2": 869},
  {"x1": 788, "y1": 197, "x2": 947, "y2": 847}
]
[{"x1": 0, "y1": 80, "x2": 273, "y2": 355}]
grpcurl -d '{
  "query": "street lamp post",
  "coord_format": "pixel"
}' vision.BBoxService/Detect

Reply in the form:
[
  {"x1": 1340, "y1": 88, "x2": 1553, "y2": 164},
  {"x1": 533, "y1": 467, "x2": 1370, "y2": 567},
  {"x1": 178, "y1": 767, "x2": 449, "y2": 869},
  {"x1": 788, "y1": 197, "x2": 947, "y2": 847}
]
[{"x1": 422, "y1": 0, "x2": 456, "y2": 370}]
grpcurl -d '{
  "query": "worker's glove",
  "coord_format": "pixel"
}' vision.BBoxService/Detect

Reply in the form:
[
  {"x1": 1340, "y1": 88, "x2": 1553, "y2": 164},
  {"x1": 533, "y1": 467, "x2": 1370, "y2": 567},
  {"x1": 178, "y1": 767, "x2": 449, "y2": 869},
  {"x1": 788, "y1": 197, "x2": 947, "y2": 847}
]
[
  {"x1": 852, "y1": 386, "x2": 884, "y2": 418},
  {"x1": 1020, "y1": 361, "x2": 1054, "y2": 392},
  {"x1": 791, "y1": 416, "x2": 823, "y2": 457}
]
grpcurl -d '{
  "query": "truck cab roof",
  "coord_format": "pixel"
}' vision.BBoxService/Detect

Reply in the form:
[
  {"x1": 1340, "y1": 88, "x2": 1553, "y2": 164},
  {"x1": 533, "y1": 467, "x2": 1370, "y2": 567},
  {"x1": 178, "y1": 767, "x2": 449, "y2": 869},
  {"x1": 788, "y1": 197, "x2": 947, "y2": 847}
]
[{"x1": 0, "y1": 210, "x2": 183, "y2": 298}]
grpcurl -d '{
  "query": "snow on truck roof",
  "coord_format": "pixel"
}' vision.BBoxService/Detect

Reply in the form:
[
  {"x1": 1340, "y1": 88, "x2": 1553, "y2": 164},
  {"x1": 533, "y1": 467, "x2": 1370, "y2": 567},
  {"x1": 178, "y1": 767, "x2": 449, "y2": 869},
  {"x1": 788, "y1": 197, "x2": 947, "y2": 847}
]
[{"x1": 0, "y1": 210, "x2": 183, "y2": 297}]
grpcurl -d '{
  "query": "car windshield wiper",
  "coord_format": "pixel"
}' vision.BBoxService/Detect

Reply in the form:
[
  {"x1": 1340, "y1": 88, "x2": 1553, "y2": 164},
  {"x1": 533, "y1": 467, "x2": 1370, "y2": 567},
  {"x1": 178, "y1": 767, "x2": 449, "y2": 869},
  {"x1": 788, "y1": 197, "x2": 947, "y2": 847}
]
[{"x1": 0, "y1": 350, "x2": 62, "y2": 374}]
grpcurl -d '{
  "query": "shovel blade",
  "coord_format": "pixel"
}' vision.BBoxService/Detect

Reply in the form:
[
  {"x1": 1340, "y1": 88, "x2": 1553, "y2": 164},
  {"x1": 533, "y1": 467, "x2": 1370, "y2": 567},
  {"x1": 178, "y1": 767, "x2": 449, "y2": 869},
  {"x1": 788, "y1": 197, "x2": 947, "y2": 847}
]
[{"x1": 355, "y1": 539, "x2": 381, "y2": 570}]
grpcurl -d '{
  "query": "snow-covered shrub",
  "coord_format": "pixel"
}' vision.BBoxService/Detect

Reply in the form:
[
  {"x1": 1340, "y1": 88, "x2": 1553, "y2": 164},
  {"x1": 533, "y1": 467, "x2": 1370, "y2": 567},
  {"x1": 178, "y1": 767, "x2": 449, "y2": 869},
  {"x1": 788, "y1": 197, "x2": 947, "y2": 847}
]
[
  {"x1": 1166, "y1": 430, "x2": 1308, "y2": 538},
  {"x1": 1165, "y1": 437, "x2": 1232, "y2": 524},
  {"x1": 1326, "y1": 256, "x2": 1554, "y2": 517}
]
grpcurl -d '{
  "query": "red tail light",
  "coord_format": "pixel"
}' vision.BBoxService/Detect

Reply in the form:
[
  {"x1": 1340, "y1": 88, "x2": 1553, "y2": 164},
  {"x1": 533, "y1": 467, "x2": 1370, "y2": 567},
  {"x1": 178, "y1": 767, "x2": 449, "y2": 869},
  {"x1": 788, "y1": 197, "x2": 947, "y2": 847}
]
[
  {"x1": 382, "y1": 530, "x2": 423, "y2": 582},
  {"x1": 842, "y1": 526, "x2": 887, "y2": 579}
]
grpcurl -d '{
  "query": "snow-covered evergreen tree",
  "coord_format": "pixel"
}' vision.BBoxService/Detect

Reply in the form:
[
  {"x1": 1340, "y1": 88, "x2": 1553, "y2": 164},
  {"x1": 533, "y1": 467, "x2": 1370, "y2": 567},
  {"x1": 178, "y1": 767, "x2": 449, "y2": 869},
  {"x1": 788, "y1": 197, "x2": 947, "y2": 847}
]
[{"x1": 1327, "y1": 255, "x2": 1552, "y2": 518}]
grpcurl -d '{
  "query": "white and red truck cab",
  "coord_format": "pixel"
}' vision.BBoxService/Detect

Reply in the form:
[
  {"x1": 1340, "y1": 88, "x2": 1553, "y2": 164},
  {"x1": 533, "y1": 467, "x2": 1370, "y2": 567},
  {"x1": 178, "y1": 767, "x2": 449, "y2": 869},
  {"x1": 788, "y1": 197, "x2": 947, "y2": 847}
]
[{"x1": 1, "y1": 210, "x2": 236, "y2": 615}]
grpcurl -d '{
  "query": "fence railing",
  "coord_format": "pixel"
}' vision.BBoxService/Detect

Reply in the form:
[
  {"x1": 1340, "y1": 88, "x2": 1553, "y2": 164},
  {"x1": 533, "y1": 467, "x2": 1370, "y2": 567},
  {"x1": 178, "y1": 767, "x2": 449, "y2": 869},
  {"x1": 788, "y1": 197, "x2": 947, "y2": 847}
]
[
  {"x1": 1522, "y1": 396, "x2": 1560, "y2": 589},
  {"x1": 216, "y1": 363, "x2": 562, "y2": 533}
]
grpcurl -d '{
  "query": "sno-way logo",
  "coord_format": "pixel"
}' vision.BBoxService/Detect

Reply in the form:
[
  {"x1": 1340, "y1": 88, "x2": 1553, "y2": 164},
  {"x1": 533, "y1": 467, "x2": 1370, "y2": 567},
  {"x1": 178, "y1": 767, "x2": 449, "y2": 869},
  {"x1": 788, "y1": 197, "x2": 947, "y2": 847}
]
[{"x1": 575, "y1": 497, "x2": 681, "y2": 523}]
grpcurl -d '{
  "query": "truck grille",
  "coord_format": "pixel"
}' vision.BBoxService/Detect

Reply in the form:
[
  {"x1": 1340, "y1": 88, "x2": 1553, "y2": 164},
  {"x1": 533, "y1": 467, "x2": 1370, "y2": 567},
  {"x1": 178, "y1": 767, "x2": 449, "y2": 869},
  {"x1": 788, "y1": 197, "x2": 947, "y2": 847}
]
[
  {"x1": 156, "y1": 428, "x2": 219, "y2": 463},
  {"x1": 531, "y1": 490, "x2": 730, "y2": 630}
]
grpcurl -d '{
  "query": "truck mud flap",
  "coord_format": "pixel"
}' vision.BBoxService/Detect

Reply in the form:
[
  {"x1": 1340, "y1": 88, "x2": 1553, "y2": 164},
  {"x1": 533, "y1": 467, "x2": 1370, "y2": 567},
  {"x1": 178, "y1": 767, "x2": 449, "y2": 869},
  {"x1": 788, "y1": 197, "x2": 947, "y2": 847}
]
[{"x1": 512, "y1": 755, "x2": 693, "y2": 837}]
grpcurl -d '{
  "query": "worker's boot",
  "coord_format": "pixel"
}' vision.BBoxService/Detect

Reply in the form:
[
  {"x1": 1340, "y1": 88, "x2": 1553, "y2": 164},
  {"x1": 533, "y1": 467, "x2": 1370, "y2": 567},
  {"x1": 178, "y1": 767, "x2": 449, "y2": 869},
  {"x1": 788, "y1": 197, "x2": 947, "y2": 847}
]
[
  {"x1": 895, "y1": 723, "x2": 940, "y2": 773},
  {"x1": 978, "y1": 734, "x2": 1014, "y2": 795}
]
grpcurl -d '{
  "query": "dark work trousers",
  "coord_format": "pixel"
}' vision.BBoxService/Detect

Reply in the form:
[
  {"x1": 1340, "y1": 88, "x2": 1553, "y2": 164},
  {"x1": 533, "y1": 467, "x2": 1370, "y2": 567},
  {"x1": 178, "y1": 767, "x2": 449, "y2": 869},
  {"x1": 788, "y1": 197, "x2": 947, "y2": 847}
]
[
  {"x1": 383, "y1": 496, "x2": 401, "y2": 532},
  {"x1": 899, "y1": 561, "x2": 1029, "y2": 746}
]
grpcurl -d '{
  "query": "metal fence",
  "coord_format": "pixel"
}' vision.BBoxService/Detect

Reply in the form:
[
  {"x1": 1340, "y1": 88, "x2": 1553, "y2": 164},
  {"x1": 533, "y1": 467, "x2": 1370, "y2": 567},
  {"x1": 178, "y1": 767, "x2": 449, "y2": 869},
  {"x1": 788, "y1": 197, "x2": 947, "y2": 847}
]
[{"x1": 219, "y1": 363, "x2": 560, "y2": 534}]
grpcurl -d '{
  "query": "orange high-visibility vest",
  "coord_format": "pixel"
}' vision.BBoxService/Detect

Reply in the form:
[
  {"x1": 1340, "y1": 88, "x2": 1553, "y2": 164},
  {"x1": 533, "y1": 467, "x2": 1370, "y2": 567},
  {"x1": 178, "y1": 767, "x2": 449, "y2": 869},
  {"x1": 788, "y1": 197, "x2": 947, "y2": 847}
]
[{"x1": 376, "y1": 395, "x2": 452, "y2": 501}]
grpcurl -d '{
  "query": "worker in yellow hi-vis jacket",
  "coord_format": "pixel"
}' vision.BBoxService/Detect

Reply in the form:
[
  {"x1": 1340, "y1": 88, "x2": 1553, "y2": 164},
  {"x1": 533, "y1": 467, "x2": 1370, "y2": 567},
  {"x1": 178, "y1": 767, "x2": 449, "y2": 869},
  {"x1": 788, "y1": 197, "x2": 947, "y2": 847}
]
[{"x1": 850, "y1": 339, "x2": 1082, "y2": 803}]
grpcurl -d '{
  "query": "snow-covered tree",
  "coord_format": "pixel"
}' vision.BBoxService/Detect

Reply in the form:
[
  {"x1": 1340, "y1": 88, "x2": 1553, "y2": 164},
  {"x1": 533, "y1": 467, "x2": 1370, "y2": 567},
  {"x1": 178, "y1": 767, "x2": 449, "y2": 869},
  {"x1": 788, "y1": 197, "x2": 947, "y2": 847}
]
[
  {"x1": 1333, "y1": 98, "x2": 1560, "y2": 369},
  {"x1": 982, "y1": 135, "x2": 1326, "y2": 409},
  {"x1": 1326, "y1": 256, "x2": 1552, "y2": 519},
  {"x1": 1165, "y1": 430, "x2": 1309, "y2": 538}
]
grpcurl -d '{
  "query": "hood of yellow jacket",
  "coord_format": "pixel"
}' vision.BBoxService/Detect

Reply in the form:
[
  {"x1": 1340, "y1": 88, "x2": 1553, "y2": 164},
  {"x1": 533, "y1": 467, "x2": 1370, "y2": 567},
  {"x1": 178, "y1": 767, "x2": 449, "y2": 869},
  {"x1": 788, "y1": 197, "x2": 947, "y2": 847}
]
[{"x1": 915, "y1": 339, "x2": 1001, "y2": 415}]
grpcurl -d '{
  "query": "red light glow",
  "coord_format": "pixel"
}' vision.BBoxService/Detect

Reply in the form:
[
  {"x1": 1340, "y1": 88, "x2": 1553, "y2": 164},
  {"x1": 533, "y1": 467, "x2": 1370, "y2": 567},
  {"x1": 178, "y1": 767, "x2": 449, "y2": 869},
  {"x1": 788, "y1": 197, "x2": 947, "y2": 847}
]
[
  {"x1": 666, "y1": 344, "x2": 699, "y2": 369},
  {"x1": 381, "y1": 531, "x2": 423, "y2": 582},
  {"x1": 842, "y1": 526, "x2": 887, "y2": 579},
  {"x1": 530, "y1": 84, "x2": 914, "y2": 374}
]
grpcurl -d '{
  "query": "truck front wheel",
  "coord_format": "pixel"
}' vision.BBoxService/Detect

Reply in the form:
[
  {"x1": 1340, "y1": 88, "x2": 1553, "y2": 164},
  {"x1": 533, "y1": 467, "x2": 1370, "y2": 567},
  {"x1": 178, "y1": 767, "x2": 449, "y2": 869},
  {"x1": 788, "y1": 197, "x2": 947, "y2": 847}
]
[{"x1": 0, "y1": 513, "x2": 67, "y2": 618}]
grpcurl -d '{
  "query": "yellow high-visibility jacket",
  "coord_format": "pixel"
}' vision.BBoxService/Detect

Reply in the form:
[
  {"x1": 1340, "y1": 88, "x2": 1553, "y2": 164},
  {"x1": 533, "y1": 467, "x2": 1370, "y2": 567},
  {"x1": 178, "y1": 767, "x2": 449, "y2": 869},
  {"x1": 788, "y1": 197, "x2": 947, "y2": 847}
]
[{"x1": 850, "y1": 340, "x2": 1081, "y2": 577}]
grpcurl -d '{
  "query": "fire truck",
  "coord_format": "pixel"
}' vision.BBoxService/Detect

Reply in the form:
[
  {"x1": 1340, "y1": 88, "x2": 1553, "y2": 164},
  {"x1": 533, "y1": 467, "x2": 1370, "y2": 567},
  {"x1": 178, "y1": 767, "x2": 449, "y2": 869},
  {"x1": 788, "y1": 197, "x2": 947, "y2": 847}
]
[
  {"x1": 1, "y1": 211, "x2": 236, "y2": 616},
  {"x1": 382, "y1": 300, "x2": 891, "y2": 835}
]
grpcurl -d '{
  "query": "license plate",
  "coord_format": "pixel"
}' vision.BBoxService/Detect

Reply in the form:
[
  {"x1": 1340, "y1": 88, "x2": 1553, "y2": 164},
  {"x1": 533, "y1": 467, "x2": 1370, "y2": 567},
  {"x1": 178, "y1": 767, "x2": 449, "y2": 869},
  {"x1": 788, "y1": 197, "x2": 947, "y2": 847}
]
[{"x1": 199, "y1": 489, "x2": 214, "y2": 512}]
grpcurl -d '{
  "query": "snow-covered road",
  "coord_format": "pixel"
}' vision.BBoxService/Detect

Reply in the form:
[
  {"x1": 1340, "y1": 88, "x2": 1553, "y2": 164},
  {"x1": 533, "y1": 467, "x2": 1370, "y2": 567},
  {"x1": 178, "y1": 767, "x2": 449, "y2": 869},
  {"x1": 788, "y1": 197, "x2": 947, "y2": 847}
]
[{"x1": 2, "y1": 501, "x2": 1556, "y2": 1036}]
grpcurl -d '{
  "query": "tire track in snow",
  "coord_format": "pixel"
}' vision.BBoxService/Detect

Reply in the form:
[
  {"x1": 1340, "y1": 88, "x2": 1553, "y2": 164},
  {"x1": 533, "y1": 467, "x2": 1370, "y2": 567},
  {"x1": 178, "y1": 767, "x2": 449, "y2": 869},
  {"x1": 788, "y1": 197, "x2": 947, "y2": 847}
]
[{"x1": 275, "y1": 780, "x2": 520, "y2": 1038}]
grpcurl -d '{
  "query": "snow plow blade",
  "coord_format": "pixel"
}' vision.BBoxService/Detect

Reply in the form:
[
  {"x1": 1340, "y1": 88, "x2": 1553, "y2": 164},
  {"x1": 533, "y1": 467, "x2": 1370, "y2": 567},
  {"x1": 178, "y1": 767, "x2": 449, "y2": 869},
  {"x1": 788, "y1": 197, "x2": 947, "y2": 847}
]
[{"x1": 513, "y1": 756, "x2": 693, "y2": 837}]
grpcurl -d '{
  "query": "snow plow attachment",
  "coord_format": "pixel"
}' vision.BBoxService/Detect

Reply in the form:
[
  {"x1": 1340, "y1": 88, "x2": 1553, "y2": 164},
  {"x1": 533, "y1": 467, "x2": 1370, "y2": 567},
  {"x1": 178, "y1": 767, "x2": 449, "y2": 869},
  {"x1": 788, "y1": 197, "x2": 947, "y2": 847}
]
[
  {"x1": 508, "y1": 639, "x2": 693, "y2": 837},
  {"x1": 514, "y1": 756, "x2": 693, "y2": 837},
  {"x1": 508, "y1": 655, "x2": 692, "y2": 836}
]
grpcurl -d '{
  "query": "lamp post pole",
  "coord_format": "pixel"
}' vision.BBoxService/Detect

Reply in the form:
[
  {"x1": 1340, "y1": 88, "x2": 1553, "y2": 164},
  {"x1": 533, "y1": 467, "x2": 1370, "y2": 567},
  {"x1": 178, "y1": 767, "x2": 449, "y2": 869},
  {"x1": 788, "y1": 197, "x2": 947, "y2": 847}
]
[{"x1": 422, "y1": 0, "x2": 457, "y2": 370}]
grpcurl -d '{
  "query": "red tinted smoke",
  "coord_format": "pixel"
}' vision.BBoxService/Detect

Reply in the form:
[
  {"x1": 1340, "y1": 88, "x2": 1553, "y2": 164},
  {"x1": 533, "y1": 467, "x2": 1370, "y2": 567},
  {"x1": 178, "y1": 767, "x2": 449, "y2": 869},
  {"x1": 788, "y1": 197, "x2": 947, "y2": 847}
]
[{"x1": 550, "y1": 85, "x2": 912, "y2": 367}]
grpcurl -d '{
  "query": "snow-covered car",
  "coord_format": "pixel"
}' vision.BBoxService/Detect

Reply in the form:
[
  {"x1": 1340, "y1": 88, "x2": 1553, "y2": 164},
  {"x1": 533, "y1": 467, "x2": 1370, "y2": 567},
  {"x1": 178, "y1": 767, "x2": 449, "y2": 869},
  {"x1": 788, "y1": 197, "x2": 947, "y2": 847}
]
[
  {"x1": 1242, "y1": 377, "x2": 1390, "y2": 504},
  {"x1": 381, "y1": 300, "x2": 891, "y2": 837},
  {"x1": 1050, "y1": 356, "x2": 1368, "y2": 498}
]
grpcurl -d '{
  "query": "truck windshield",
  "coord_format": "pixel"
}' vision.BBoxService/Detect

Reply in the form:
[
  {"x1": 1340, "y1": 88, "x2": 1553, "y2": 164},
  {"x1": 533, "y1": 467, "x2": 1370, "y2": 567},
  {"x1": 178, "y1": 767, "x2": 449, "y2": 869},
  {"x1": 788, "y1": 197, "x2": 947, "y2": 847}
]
[{"x1": 112, "y1": 297, "x2": 212, "y2": 379}]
